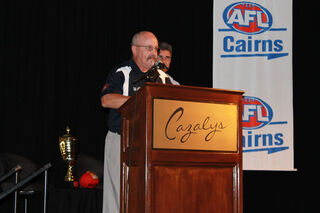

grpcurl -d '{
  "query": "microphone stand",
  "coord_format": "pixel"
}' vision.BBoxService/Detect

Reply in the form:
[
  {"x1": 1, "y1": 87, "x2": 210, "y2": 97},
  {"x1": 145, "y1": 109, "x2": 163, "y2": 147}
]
[
  {"x1": 0, "y1": 163, "x2": 52, "y2": 213},
  {"x1": 0, "y1": 165, "x2": 22, "y2": 183},
  {"x1": 0, "y1": 165, "x2": 22, "y2": 213}
]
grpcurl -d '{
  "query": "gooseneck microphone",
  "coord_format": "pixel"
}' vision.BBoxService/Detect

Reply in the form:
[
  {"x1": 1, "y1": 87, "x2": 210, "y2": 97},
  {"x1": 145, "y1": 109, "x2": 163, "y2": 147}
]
[{"x1": 133, "y1": 61, "x2": 168, "y2": 84}]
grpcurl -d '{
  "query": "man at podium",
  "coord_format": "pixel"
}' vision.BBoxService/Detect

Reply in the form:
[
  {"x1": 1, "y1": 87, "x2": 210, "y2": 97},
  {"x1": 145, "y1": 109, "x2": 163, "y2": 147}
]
[{"x1": 100, "y1": 31, "x2": 177, "y2": 213}]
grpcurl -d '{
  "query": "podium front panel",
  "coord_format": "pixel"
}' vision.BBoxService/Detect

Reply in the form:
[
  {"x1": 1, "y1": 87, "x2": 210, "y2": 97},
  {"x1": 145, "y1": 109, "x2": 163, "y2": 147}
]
[
  {"x1": 151, "y1": 164, "x2": 237, "y2": 213},
  {"x1": 153, "y1": 98, "x2": 238, "y2": 152}
]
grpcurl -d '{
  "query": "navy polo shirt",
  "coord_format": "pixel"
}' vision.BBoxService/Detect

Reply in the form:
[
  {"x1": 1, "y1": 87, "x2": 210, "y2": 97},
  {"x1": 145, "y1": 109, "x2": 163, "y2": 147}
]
[{"x1": 101, "y1": 58, "x2": 174, "y2": 133}]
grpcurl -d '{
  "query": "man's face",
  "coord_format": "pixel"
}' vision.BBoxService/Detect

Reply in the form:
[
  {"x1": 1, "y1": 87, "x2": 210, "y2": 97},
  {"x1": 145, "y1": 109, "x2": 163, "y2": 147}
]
[
  {"x1": 158, "y1": 50, "x2": 172, "y2": 72},
  {"x1": 132, "y1": 33, "x2": 158, "y2": 73}
]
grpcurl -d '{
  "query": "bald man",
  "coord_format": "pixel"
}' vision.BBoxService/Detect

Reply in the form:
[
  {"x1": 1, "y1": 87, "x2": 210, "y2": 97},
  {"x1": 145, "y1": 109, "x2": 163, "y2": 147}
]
[{"x1": 101, "y1": 31, "x2": 175, "y2": 213}]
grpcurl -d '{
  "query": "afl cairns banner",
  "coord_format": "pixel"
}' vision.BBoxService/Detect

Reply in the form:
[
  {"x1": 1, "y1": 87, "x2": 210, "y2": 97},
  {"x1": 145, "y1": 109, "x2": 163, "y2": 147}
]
[{"x1": 213, "y1": 0, "x2": 294, "y2": 170}]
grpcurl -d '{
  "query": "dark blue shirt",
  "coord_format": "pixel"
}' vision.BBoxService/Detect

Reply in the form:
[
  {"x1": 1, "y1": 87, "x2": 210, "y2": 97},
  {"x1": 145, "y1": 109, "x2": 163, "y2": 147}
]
[{"x1": 101, "y1": 58, "x2": 174, "y2": 133}]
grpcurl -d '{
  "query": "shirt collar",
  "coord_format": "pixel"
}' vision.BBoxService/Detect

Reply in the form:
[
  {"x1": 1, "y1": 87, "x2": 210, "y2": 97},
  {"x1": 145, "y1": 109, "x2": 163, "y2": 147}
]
[{"x1": 129, "y1": 58, "x2": 144, "y2": 75}]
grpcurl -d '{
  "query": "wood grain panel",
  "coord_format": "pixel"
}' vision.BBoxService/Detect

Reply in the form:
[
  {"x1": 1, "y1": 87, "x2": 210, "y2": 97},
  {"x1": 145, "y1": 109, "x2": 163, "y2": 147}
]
[{"x1": 152, "y1": 165, "x2": 234, "y2": 213}]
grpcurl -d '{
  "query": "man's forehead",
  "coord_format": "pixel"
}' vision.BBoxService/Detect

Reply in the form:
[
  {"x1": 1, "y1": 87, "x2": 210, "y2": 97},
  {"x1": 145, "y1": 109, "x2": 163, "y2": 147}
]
[{"x1": 159, "y1": 50, "x2": 171, "y2": 56}]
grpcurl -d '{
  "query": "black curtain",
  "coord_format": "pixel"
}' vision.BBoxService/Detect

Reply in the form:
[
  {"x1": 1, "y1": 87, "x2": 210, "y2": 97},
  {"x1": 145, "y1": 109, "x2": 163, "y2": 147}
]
[
  {"x1": 0, "y1": 0, "x2": 319, "y2": 212},
  {"x1": 0, "y1": 0, "x2": 212, "y2": 196}
]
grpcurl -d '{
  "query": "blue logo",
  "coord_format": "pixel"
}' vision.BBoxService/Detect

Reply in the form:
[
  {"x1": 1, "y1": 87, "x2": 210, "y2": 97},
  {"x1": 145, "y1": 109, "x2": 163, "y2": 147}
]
[
  {"x1": 219, "y1": 1, "x2": 289, "y2": 60},
  {"x1": 223, "y1": 2, "x2": 273, "y2": 35},
  {"x1": 243, "y1": 96, "x2": 273, "y2": 130},
  {"x1": 242, "y1": 96, "x2": 289, "y2": 154}
]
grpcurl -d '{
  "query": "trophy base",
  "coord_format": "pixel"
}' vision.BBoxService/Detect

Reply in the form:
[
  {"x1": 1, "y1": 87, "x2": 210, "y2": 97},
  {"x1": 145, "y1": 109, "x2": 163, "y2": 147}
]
[
  {"x1": 64, "y1": 164, "x2": 75, "y2": 182},
  {"x1": 64, "y1": 175, "x2": 75, "y2": 182}
]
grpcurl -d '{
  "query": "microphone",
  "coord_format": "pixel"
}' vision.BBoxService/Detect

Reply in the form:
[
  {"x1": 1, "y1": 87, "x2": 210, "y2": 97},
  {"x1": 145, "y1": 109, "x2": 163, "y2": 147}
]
[
  {"x1": 133, "y1": 61, "x2": 168, "y2": 84},
  {"x1": 155, "y1": 61, "x2": 169, "y2": 71},
  {"x1": 0, "y1": 165, "x2": 22, "y2": 183}
]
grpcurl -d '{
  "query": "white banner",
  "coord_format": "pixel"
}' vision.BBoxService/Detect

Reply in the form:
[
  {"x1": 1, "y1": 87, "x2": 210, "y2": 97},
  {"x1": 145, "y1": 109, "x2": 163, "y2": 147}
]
[{"x1": 213, "y1": 0, "x2": 294, "y2": 170}]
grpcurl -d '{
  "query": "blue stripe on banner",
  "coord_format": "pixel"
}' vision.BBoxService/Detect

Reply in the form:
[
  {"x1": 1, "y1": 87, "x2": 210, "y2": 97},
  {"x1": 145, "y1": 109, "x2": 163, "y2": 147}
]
[
  {"x1": 269, "y1": 121, "x2": 288, "y2": 125},
  {"x1": 218, "y1": 28, "x2": 287, "y2": 32},
  {"x1": 243, "y1": 146, "x2": 289, "y2": 154},
  {"x1": 269, "y1": 28, "x2": 287, "y2": 31},
  {"x1": 221, "y1": 53, "x2": 289, "y2": 60},
  {"x1": 218, "y1": 29, "x2": 233, "y2": 32}
]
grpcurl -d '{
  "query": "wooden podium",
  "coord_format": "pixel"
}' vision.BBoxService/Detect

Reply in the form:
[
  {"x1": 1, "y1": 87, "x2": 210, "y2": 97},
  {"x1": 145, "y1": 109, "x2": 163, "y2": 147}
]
[{"x1": 119, "y1": 83, "x2": 244, "y2": 213}]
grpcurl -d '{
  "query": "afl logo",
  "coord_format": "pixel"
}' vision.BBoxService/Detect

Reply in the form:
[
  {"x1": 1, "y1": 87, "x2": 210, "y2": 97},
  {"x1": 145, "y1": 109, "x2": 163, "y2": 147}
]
[
  {"x1": 242, "y1": 96, "x2": 273, "y2": 130},
  {"x1": 223, "y1": 2, "x2": 273, "y2": 35}
]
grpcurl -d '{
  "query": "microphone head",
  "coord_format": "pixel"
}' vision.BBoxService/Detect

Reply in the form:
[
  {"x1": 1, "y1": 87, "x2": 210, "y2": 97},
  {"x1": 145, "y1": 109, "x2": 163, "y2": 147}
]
[
  {"x1": 14, "y1": 164, "x2": 22, "y2": 172},
  {"x1": 154, "y1": 61, "x2": 169, "y2": 71}
]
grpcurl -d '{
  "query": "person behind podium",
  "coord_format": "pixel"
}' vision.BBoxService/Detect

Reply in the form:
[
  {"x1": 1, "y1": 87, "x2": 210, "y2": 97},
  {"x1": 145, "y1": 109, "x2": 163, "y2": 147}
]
[
  {"x1": 100, "y1": 31, "x2": 176, "y2": 213},
  {"x1": 158, "y1": 42, "x2": 180, "y2": 85}
]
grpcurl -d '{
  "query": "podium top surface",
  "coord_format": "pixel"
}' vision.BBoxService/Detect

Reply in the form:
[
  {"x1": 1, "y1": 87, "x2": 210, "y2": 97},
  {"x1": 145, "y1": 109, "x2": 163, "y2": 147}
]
[
  {"x1": 119, "y1": 83, "x2": 244, "y2": 112},
  {"x1": 143, "y1": 82, "x2": 245, "y2": 94}
]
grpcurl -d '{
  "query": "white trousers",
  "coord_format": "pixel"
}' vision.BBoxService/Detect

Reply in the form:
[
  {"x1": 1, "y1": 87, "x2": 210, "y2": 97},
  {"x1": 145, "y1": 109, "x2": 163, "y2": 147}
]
[{"x1": 102, "y1": 131, "x2": 121, "y2": 213}]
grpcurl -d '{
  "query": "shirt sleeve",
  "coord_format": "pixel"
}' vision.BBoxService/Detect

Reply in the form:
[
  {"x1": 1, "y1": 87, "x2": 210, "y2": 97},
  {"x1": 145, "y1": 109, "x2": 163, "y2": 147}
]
[{"x1": 100, "y1": 69, "x2": 124, "y2": 97}]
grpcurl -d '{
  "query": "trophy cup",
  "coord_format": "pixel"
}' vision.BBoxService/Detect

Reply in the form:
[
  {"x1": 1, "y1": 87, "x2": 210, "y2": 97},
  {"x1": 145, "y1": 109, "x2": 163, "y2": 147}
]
[{"x1": 59, "y1": 126, "x2": 78, "y2": 182}]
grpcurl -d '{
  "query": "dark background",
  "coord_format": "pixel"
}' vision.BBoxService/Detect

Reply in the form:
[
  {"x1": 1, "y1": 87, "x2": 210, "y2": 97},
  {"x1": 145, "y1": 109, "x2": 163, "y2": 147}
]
[{"x1": 0, "y1": 0, "x2": 318, "y2": 212}]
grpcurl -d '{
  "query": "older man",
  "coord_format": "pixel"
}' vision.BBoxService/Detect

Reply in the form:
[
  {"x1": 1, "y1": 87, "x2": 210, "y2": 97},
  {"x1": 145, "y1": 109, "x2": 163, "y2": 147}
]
[{"x1": 101, "y1": 31, "x2": 175, "y2": 213}]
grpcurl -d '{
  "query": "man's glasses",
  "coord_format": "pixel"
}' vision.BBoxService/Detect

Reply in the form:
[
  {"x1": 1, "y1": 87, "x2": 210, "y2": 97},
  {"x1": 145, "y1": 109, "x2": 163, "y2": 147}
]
[{"x1": 134, "y1": 45, "x2": 159, "y2": 52}]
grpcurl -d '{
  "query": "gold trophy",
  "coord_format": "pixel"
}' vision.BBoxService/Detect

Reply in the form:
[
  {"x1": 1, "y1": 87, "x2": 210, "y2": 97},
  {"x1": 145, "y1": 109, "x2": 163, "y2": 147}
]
[{"x1": 59, "y1": 126, "x2": 78, "y2": 182}]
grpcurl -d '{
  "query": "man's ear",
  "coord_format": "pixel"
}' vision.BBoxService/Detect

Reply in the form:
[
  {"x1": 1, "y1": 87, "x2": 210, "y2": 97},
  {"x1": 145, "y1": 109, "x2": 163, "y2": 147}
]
[{"x1": 131, "y1": 45, "x2": 136, "y2": 56}]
